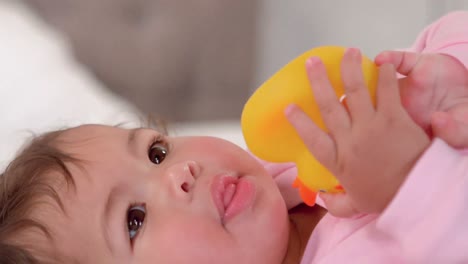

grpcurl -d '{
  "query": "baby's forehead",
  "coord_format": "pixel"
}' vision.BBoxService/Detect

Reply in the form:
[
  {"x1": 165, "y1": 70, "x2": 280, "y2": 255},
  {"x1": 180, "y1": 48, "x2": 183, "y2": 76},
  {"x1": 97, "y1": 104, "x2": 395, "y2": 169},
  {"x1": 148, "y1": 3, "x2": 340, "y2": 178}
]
[
  {"x1": 57, "y1": 125, "x2": 131, "y2": 150},
  {"x1": 54, "y1": 124, "x2": 142, "y2": 185},
  {"x1": 61, "y1": 124, "x2": 125, "y2": 139}
]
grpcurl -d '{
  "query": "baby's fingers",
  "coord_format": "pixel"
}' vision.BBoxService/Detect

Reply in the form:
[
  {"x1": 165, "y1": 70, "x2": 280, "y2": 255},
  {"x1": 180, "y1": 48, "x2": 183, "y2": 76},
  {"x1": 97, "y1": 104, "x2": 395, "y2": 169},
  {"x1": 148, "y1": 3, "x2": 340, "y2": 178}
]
[
  {"x1": 341, "y1": 48, "x2": 374, "y2": 120},
  {"x1": 306, "y1": 57, "x2": 350, "y2": 135},
  {"x1": 376, "y1": 63, "x2": 401, "y2": 113},
  {"x1": 374, "y1": 50, "x2": 420, "y2": 76},
  {"x1": 319, "y1": 193, "x2": 360, "y2": 218},
  {"x1": 285, "y1": 104, "x2": 336, "y2": 168}
]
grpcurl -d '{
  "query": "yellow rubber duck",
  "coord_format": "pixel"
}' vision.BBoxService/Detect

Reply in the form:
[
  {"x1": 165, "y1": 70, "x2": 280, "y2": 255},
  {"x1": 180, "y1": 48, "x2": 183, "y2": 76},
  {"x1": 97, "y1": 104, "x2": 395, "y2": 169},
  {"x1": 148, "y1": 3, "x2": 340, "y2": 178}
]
[{"x1": 241, "y1": 46, "x2": 378, "y2": 206}]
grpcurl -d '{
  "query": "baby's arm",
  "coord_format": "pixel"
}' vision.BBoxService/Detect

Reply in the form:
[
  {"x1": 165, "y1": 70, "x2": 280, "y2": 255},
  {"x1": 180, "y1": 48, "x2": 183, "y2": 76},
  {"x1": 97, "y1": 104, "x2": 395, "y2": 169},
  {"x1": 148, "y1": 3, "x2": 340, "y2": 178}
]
[
  {"x1": 409, "y1": 11, "x2": 468, "y2": 67},
  {"x1": 376, "y1": 138, "x2": 468, "y2": 263},
  {"x1": 376, "y1": 11, "x2": 468, "y2": 147}
]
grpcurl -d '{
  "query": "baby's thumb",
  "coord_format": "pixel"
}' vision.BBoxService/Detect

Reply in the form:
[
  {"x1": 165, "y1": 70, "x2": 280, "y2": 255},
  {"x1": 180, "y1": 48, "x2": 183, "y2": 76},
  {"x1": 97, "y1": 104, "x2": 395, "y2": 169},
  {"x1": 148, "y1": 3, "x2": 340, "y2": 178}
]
[
  {"x1": 319, "y1": 193, "x2": 360, "y2": 218},
  {"x1": 374, "y1": 51, "x2": 419, "y2": 76},
  {"x1": 432, "y1": 112, "x2": 468, "y2": 148}
]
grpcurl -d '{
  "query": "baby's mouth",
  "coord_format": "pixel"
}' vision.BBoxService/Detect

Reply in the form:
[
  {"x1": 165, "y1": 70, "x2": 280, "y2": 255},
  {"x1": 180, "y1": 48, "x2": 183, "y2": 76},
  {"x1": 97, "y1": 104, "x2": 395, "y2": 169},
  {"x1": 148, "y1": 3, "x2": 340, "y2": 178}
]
[
  {"x1": 223, "y1": 181, "x2": 237, "y2": 210},
  {"x1": 211, "y1": 175, "x2": 256, "y2": 224},
  {"x1": 211, "y1": 175, "x2": 238, "y2": 222}
]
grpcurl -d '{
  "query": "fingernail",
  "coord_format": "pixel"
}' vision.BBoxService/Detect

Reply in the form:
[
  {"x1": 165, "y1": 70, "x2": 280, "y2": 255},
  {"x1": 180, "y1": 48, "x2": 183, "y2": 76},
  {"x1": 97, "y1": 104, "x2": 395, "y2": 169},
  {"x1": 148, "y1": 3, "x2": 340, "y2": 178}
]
[
  {"x1": 284, "y1": 104, "x2": 298, "y2": 117},
  {"x1": 346, "y1": 47, "x2": 361, "y2": 58},
  {"x1": 375, "y1": 51, "x2": 389, "y2": 61},
  {"x1": 306, "y1": 57, "x2": 321, "y2": 67}
]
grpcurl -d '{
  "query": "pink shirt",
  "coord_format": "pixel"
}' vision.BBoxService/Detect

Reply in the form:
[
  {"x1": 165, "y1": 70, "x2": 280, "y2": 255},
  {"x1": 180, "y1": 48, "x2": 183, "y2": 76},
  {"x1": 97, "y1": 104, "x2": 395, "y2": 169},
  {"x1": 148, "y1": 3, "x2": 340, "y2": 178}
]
[
  {"x1": 302, "y1": 139, "x2": 468, "y2": 263},
  {"x1": 264, "y1": 11, "x2": 468, "y2": 263}
]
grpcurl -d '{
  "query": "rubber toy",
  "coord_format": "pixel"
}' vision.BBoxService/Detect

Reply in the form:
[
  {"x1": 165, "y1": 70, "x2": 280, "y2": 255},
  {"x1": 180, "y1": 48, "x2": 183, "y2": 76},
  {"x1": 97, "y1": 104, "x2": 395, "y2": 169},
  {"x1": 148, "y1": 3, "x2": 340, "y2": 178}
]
[{"x1": 241, "y1": 46, "x2": 378, "y2": 206}]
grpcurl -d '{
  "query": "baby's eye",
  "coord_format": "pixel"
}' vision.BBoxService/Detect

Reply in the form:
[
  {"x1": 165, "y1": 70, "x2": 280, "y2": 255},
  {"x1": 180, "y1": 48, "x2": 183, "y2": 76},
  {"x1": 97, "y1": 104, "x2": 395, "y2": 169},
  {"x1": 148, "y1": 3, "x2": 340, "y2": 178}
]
[
  {"x1": 148, "y1": 140, "x2": 168, "y2": 164},
  {"x1": 127, "y1": 205, "x2": 146, "y2": 241}
]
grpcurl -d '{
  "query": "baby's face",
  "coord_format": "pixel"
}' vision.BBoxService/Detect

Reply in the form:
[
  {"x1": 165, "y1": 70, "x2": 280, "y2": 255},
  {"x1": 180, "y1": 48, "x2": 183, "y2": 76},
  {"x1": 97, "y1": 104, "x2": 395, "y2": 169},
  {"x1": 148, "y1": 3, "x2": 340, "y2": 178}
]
[{"x1": 48, "y1": 125, "x2": 288, "y2": 263}]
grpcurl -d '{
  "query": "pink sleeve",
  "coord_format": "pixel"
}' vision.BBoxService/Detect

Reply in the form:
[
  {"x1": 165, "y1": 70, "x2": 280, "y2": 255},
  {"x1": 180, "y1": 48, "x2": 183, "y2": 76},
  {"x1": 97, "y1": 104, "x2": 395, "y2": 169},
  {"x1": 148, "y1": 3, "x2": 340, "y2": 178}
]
[
  {"x1": 253, "y1": 158, "x2": 303, "y2": 209},
  {"x1": 256, "y1": 157, "x2": 327, "y2": 209},
  {"x1": 409, "y1": 11, "x2": 468, "y2": 67},
  {"x1": 376, "y1": 138, "x2": 468, "y2": 263}
]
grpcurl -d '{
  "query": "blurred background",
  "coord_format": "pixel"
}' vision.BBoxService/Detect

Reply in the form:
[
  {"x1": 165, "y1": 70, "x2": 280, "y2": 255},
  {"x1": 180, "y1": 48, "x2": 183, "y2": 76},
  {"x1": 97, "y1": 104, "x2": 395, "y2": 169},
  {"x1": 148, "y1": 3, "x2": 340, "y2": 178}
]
[{"x1": 1, "y1": 0, "x2": 468, "y2": 167}]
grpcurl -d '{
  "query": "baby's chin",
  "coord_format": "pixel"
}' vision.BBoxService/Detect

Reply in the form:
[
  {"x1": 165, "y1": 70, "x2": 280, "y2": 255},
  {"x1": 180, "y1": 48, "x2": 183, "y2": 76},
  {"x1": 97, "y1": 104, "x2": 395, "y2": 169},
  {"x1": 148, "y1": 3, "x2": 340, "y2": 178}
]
[
  {"x1": 226, "y1": 172, "x2": 288, "y2": 231},
  {"x1": 224, "y1": 193, "x2": 289, "y2": 264}
]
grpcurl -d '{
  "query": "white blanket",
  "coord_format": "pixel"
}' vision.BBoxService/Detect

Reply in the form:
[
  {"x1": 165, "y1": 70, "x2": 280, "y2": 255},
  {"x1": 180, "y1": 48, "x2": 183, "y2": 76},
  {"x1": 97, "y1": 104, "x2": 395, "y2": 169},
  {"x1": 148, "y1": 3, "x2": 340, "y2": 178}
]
[
  {"x1": 0, "y1": 1, "x2": 244, "y2": 170},
  {"x1": 0, "y1": 1, "x2": 141, "y2": 169}
]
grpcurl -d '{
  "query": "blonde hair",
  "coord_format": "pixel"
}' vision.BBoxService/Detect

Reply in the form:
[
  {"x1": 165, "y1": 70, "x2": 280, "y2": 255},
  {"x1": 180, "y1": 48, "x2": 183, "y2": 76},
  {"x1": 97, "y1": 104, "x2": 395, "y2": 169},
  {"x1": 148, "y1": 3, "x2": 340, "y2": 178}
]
[{"x1": 0, "y1": 130, "x2": 77, "y2": 263}]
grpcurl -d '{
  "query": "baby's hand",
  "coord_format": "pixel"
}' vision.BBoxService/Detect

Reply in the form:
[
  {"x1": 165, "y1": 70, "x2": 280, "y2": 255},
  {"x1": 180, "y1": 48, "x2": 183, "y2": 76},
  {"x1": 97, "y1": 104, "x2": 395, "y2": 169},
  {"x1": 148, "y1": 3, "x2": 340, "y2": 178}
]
[
  {"x1": 375, "y1": 51, "x2": 468, "y2": 148},
  {"x1": 285, "y1": 48, "x2": 430, "y2": 216}
]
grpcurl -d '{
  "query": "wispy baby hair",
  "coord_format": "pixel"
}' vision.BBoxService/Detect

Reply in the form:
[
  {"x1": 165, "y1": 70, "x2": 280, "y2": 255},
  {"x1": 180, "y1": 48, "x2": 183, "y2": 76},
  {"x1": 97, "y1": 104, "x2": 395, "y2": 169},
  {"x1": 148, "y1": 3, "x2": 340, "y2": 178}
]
[{"x1": 0, "y1": 129, "x2": 77, "y2": 263}]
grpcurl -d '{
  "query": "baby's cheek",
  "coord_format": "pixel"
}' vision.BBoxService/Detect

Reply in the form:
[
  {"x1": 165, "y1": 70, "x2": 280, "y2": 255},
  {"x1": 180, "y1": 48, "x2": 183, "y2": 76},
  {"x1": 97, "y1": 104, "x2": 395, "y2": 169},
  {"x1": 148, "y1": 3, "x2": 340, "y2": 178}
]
[
  {"x1": 177, "y1": 137, "x2": 248, "y2": 162},
  {"x1": 228, "y1": 192, "x2": 289, "y2": 263},
  {"x1": 136, "y1": 216, "x2": 230, "y2": 263}
]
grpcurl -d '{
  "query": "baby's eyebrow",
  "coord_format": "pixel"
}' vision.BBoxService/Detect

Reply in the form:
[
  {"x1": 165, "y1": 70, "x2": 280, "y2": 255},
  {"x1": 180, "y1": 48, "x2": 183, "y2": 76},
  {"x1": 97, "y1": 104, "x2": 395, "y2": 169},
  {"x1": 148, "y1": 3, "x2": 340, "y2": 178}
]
[
  {"x1": 127, "y1": 127, "x2": 156, "y2": 153},
  {"x1": 127, "y1": 128, "x2": 141, "y2": 147}
]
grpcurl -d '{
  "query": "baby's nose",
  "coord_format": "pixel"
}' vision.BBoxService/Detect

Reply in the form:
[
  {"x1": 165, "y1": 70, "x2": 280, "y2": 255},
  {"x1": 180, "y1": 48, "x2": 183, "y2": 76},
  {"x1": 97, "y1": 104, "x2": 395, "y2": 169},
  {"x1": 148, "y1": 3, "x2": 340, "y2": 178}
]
[{"x1": 165, "y1": 160, "x2": 200, "y2": 195}]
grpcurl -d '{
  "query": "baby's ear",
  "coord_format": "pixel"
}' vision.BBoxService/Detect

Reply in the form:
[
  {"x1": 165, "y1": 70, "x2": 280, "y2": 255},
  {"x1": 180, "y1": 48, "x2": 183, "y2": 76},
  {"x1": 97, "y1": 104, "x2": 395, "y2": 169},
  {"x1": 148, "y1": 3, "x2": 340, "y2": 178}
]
[{"x1": 319, "y1": 193, "x2": 360, "y2": 218}]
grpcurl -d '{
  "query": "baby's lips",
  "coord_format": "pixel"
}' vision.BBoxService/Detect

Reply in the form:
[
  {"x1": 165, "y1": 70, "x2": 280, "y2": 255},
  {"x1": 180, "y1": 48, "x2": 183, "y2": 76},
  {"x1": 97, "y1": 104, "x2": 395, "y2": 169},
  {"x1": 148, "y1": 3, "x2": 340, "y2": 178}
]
[
  {"x1": 223, "y1": 178, "x2": 256, "y2": 222},
  {"x1": 210, "y1": 175, "x2": 257, "y2": 224},
  {"x1": 211, "y1": 175, "x2": 235, "y2": 220},
  {"x1": 211, "y1": 175, "x2": 246, "y2": 223}
]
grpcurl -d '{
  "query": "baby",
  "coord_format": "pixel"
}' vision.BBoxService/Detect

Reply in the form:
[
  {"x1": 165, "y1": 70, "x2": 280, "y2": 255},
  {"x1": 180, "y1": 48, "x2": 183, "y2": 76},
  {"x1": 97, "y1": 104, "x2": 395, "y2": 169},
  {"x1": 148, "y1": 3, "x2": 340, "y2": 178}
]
[
  {"x1": 1, "y1": 119, "x2": 331, "y2": 263},
  {"x1": 2, "y1": 11, "x2": 468, "y2": 264},
  {"x1": 1, "y1": 123, "x2": 320, "y2": 263}
]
